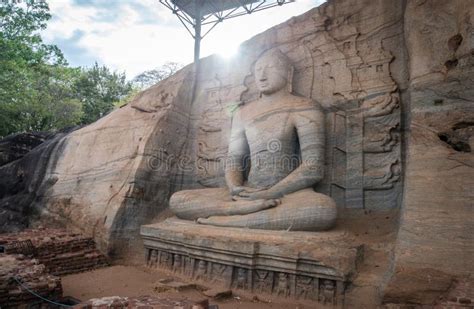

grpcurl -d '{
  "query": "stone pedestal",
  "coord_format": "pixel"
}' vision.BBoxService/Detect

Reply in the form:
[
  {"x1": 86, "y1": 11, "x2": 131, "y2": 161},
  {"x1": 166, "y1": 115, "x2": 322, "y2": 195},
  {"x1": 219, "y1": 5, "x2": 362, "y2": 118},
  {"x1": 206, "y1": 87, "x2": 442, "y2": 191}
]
[{"x1": 141, "y1": 218, "x2": 363, "y2": 306}]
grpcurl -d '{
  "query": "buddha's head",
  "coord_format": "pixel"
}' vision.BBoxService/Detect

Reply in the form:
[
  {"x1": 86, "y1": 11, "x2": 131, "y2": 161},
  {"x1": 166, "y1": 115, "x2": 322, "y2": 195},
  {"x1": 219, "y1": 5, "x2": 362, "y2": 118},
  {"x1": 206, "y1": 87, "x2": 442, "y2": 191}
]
[{"x1": 254, "y1": 49, "x2": 294, "y2": 95}]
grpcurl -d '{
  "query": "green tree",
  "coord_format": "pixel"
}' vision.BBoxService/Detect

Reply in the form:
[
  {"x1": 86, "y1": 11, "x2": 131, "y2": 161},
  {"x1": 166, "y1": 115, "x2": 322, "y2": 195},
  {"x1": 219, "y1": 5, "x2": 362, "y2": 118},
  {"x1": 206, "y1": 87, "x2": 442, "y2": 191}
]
[
  {"x1": 0, "y1": 1, "x2": 70, "y2": 137},
  {"x1": 34, "y1": 65, "x2": 84, "y2": 130},
  {"x1": 0, "y1": 2, "x2": 135, "y2": 137},
  {"x1": 74, "y1": 63, "x2": 132, "y2": 124},
  {"x1": 132, "y1": 62, "x2": 183, "y2": 90}
]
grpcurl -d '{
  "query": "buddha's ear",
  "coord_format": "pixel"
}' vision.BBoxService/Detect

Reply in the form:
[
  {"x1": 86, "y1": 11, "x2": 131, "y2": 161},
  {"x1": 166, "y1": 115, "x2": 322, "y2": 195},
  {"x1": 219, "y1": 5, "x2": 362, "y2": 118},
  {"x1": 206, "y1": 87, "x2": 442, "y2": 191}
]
[{"x1": 287, "y1": 65, "x2": 294, "y2": 94}]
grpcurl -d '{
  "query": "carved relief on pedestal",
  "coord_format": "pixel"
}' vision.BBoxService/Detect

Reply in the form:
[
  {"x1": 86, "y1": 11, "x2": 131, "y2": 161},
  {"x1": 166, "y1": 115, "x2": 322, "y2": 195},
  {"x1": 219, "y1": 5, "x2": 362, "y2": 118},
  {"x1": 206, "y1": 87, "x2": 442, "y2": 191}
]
[
  {"x1": 183, "y1": 256, "x2": 194, "y2": 278},
  {"x1": 194, "y1": 259, "x2": 208, "y2": 281},
  {"x1": 319, "y1": 279, "x2": 337, "y2": 306},
  {"x1": 210, "y1": 262, "x2": 232, "y2": 287},
  {"x1": 232, "y1": 267, "x2": 250, "y2": 290},
  {"x1": 159, "y1": 251, "x2": 173, "y2": 270},
  {"x1": 172, "y1": 253, "x2": 183, "y2": 274},
  {"x1": 253, "y1": 270, "x2": 274, "y2": 294},
  {"x1": 147, "y1": 249, "x2": 159, "y2": 268},
  {"x1": 274, "y1": 272, "x2": 291, "y2": 298},
  {"x1": 145, "y1": 247, "x2": 346, "y2": 307},
  {"x1": 296, "y1": 275, "x2": 317, "y2": 300}
]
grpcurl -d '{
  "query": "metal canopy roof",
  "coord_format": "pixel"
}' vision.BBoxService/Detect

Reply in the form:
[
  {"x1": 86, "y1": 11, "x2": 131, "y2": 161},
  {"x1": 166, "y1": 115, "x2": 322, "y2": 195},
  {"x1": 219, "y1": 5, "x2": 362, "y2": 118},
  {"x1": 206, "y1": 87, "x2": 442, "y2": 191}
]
[
  {"x1": 170, "y1": 0, "x2": 262, "y2": 19},
  {"x1": 161, "y1": 0, "x2": 293, "y2": 38},
  {"x1": 159, "y1": 0, "x2": 294, "y2": 63}
]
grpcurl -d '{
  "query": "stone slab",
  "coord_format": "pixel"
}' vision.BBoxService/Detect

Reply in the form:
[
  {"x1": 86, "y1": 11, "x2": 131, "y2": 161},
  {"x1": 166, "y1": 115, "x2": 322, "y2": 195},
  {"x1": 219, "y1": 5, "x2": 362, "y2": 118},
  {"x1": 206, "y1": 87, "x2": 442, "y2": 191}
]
[
  {"x1": 141, "y1": 218, "x2": 363, "y2": 305},
  {"x1": 74, "y1": 295, "x2": 210, "y2": 309},
  {"x1": 154, "y1": 278, "x2": 198, "y2": 292},
  {"x1": 202, "y1": 288, "x2": 232, "y2": 299}
]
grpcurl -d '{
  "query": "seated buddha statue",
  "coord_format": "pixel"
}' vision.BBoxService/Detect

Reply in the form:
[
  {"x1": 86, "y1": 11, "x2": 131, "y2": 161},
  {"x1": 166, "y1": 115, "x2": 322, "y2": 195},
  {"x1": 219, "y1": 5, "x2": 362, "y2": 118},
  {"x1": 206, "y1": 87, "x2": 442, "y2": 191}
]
[{"x1": 169, "y1": 49, "x2": 337, "y2": 231}]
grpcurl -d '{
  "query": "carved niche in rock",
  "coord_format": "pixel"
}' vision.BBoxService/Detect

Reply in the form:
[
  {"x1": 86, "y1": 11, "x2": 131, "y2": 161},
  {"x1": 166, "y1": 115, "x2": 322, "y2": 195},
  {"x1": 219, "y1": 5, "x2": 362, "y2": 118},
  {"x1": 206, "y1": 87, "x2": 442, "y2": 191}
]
[
  {"x1": 188, "y1": 10, "x2": 402, "y2": 211},
  {"x1": 169, "y1": 49, "x2": 338, "y2": 231}
]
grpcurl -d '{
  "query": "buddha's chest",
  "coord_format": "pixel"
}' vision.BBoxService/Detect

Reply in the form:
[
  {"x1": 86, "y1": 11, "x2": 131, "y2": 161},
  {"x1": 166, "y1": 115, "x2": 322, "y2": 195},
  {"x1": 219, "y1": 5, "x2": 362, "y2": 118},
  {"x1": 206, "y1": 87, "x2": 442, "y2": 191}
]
[{"x1": 243, "y1": 111, "x2": 296, "y2": 151}]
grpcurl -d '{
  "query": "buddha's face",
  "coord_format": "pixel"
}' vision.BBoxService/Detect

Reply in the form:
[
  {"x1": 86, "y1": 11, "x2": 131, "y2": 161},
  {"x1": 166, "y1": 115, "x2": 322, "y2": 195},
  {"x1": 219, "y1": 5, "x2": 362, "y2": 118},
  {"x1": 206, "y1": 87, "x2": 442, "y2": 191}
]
[{"x1": 254, "y1": 53, "x2": 289, "y2": 95}]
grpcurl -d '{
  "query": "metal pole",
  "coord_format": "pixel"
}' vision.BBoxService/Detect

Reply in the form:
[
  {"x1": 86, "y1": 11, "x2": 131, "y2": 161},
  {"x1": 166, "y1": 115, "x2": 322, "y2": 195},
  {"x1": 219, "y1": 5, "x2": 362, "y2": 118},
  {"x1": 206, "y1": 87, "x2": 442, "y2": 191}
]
[
  {"x1": 191, "y1": 2, "x2": 202, "y2": 103},
  {"x1": 193, "y1": 3, "x2": 202, "y2": 64}
]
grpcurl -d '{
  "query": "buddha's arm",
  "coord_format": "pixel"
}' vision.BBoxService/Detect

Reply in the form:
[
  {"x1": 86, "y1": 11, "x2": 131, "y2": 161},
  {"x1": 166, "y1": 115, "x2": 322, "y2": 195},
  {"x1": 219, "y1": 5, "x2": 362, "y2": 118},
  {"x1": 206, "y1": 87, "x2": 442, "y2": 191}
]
[
  {"x1": 240, "y1": 105, "x2": 325, "y2": 199},
  {"x1": 225, "y1": 110, "x2": 248, "y2": 194}
]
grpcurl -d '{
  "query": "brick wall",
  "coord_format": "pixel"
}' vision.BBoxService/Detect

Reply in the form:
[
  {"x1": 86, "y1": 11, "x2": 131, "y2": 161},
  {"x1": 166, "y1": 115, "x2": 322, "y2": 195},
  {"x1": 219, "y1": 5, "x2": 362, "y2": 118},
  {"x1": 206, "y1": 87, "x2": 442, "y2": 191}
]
[
  {"x1": 0, "y1": 228, "x2": 108, "y2": 276},
  {"x1": 0, "y1": 254, "x2": 62, "y2": 307}
]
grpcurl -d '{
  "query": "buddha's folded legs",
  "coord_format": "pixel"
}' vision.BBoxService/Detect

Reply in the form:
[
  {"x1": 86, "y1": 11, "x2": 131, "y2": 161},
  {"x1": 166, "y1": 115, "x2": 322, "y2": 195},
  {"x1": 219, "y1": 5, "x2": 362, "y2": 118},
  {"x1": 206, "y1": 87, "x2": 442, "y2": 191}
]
[
  {"x1": 169, "y1": 188, "x2": 280, "y2": 220},
  {"x1": 196, "y1": 189, "x2": 337, "y2": 231}
]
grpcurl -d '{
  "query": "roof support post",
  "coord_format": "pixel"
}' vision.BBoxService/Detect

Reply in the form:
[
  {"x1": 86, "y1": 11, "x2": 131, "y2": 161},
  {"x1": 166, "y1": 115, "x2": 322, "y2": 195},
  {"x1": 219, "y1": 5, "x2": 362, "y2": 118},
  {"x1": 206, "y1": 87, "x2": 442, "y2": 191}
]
[{"x1": 193, "y1": 2, "x2": 202, "y2": 65}]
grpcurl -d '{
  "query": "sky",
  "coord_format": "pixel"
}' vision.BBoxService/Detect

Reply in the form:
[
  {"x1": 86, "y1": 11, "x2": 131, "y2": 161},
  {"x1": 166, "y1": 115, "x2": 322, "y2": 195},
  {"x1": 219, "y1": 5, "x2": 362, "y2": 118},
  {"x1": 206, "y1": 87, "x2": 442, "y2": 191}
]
[{"x1": 42, "y1": 0, "x2": 325, "y2": 78}]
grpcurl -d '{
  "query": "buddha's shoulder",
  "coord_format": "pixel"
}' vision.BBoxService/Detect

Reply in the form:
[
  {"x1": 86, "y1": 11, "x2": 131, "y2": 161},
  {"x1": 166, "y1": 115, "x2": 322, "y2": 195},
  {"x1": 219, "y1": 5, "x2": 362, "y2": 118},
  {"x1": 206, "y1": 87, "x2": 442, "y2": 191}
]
[{"x1": 287, "y1": 96, "x2": 322, "y2": 112}]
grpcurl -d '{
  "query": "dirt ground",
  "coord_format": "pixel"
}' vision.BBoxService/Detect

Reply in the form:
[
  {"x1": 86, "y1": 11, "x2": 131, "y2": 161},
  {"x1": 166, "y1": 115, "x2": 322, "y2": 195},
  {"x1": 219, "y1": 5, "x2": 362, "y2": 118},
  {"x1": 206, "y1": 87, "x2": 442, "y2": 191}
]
[{"x1": 62, "y1": 265, "x2": 312, "y2": 309}]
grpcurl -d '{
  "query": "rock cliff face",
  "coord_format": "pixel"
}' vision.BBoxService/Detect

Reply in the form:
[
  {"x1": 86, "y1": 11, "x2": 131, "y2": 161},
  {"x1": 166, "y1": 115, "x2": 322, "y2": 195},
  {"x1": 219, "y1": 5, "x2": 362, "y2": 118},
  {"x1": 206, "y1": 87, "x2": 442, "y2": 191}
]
[
  {"x1": 0, "y1": 131, "x2": 71, "y2": 232},
  {"x1": 37, "y1": 69, "x2": 196, "y2": 256},
  {"x1": 384, "y1": 0, "x2": 474, "y2": 304},
  {"x1": 0, "y1": 0, "x2": 472, "y2": 305}
]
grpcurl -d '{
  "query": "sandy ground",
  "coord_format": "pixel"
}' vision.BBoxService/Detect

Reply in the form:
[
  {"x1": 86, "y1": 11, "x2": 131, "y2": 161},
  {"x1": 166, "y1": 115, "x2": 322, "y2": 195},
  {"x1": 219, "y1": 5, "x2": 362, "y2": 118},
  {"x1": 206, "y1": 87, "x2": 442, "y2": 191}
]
[{"x1": 62, "y1": 265, "x2": 312, "y2": 309}]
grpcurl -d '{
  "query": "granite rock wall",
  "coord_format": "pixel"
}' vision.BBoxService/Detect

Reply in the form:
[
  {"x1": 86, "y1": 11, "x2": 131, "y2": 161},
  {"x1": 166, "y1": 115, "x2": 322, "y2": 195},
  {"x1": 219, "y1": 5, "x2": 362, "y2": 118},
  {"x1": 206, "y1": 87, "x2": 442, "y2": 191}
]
[
  {"x1": 0, "y1": 130, "x2": 72, "y2": 232},
  {"x1": 383, "y1": 0, "x2": 474, "y2": 305},
  {"x1": 39, "y1": 67, "x2": 195, "y2": 257}
]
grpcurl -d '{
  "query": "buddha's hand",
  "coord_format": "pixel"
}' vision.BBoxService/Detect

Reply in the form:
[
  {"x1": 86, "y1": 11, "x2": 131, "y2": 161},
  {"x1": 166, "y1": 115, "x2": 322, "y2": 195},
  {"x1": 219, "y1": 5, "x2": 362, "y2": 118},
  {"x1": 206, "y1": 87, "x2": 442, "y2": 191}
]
[
  {"x1": 230, "y1": 186, "x2": 264, "y2": 196},
  {"x1": 237, "y1": 189, "x2": 282, "y2": 200}
]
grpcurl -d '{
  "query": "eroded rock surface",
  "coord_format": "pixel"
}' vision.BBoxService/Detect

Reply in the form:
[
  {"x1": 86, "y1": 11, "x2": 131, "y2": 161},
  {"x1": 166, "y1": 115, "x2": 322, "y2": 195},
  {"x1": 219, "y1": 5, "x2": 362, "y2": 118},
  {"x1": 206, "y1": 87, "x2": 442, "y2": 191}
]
[
  {"x1": 382, "y1": 0, "x2": 474, "y2": 305},
  {"x1": 0, "y1": 130, "x2": 71, "y2": 232}
]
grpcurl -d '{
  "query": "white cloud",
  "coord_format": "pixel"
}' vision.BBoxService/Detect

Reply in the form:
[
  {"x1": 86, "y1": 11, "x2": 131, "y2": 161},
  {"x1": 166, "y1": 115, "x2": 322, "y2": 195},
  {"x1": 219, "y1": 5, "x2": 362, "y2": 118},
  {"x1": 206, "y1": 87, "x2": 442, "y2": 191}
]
[{"x1": 43, "y1": 0, "x2": 325, "y2": 78}]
